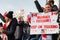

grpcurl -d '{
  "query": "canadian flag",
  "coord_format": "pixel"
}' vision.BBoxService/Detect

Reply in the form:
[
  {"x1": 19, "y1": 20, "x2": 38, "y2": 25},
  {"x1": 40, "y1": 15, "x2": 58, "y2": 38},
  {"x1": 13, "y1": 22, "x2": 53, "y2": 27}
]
[
  {"x1": 32, "y1": 13, "x2": 37, "y2": 17},
  {"x1": 27, "y1": 14, "x2": 32, "y2": 23}
]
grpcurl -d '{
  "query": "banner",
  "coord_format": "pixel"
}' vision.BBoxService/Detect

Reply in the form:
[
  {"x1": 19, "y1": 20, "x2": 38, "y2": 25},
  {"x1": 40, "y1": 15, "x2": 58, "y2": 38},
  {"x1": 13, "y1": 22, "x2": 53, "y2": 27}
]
[{"x1": 29, "y1": 12, "x2": 59, "y2": 35}]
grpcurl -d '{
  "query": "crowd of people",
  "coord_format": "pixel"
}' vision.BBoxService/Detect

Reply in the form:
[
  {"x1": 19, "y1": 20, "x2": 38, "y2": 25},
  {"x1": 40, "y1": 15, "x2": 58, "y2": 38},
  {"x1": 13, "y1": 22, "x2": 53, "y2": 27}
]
[
  {"x1": 0, "y1": 11, "x2": 30, "y2": 40},
  {"x1": 0, "y1": 0, "x2": 60, "y2": 40}
]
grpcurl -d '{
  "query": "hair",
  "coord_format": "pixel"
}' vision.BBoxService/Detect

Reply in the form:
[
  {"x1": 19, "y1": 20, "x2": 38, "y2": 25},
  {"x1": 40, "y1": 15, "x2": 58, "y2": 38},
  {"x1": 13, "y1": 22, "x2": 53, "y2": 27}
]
[
  {"x1": 48, "y1": 1, "x2": 54, "y2": 4},
  {"x1": 44, "y1": 3, "x2": 52, "y2": 12},
  {"x1": 49, "y1": 0, "x2": 54, "y2": 1},
  {"x1": 46, "y1": 3, "x2": 52, "y2": 7},
  {"x1": 18, "y1": 16, "x2": 24, "y2": 21}
]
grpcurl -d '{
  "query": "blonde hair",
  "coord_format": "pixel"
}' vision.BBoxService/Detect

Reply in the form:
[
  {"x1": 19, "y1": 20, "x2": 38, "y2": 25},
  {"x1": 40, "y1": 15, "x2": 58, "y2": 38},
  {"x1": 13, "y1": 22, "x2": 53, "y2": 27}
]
[{"x1": 18, "y1": 16, "x2": 24, "y2": 21}]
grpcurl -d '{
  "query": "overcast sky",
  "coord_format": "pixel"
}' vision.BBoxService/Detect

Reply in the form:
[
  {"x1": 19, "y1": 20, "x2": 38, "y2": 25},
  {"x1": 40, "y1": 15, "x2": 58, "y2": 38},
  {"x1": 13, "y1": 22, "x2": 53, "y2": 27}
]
[{"x1": 0, "y1": 0, "x2": 46, "y2": 14}]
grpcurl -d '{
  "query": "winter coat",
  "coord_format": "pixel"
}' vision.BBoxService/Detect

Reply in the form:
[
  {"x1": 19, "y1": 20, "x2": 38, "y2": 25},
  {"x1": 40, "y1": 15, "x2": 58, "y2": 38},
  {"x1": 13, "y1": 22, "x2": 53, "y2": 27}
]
[
  {"x1": 3, "y1": 18, "x2": 18, "y2": 40},
  {"x1": 14, "y1": 21, "x2": 24, "y2": 40}
]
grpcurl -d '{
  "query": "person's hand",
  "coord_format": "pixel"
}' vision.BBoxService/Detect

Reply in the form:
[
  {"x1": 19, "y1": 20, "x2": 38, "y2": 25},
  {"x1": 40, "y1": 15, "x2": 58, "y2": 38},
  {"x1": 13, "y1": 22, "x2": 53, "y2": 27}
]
[
  {"x1": 0, "y1": 27, "x2": 3, "y2": 33},
  {"x1": 59, "y1": 18, "x2": 60, "y2": 22}
]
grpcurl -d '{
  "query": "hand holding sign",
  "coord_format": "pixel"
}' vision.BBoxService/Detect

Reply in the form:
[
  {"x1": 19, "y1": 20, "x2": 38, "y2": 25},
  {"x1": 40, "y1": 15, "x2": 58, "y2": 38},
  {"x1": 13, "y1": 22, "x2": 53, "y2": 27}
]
[{"x1": 30, "y1": 12, "x2": 59, "y2": 35}]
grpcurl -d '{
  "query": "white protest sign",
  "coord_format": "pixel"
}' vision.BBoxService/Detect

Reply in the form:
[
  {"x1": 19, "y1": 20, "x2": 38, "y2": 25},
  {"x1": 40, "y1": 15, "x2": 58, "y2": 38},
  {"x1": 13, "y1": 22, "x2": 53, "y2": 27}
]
[{"x1": 29, "y1": 12, "x2": 59, "y2": 35}]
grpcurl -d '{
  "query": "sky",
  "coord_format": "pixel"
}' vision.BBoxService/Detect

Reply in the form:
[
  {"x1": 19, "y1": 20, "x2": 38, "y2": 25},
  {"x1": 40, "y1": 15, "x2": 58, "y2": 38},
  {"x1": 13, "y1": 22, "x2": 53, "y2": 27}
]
[{"x1": 0, "y1": 0, "x2": 46, "y2": 14}]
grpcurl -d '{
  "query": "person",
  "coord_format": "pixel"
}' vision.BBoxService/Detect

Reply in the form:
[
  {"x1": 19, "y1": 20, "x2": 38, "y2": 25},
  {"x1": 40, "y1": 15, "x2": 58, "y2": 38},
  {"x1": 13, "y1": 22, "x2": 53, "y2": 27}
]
[
  {"x1": 0, "y1": 22, "x2": 3, "y2": 40},
  {"x1": 15, "y1": 16, "x2": 23, "y2": 40},
  {"x1": 0, "y1": 13, "x2": 6, "y2": 23},
  {"x1": 34, "y1": 0, "x2": 43, "y2": 12},
  {"x1": 48, "y1": 0, "x2": 58, "y2": 11},
  {"x1": 43, "y1": 3, "x2": 52, "y2": 13},
  {"x1": 0, "y1": 22, "x2": 8, "y2": 40},
  {"x1": 49, "y1": 0, "x2": 54, "y2": 1},
  {"x1": 0, "y1": 23, "x2": 3, "y2": 33},
  {"x1": 34, "y1": 1, "x2": 59, "y2": 40},
  {"x1": 40, "y1": 3, "x2": 52, "y2": 40},
  {"x1": 3, "y1": 11, "x2": 18, "y2": 40},
  {"x1": 17, "y1": 16, "x2": 30, "y2": 40},
  {"x1": 42, "y1": 3, "x2": 59, "y2": 40},
  {"x1": 34, "y1": 0, "x2": 58, "y2": 12}
]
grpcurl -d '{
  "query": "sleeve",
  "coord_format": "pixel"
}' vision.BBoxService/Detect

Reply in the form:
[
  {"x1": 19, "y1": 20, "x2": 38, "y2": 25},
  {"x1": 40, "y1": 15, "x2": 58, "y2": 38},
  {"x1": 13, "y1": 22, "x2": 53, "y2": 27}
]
[
  {"x1": 4, "y1": 19, "x2": 17, "y2": 35},
  {"x1": 0, "y1": 14, "x2": 6, "y2": 23},
  {"x1": 34, "y1": 0, "x2": 43, "y2": 12},
  {"x1": 53, "y1": 5, "x2": 58, "y2": 11},
  {"x1": 19, "y1": 21, "x2": 25, "y2": 27}
]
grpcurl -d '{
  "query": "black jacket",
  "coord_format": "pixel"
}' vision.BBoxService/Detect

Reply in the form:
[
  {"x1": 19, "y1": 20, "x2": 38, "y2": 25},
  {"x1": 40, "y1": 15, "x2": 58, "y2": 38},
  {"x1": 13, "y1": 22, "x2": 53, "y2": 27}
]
[
  {"x1": 15, "y1": 21, "x2": 24, "y2": 40},
  {"x1": 3, "y1": 18, "x2": 18, "y2": 40},
  {"x1": 0, "y1": 37, "x2": 2, "y2": 40},
  {"x1": 52, "y1": 5, "x2": 58, "y2": 11},
  {"x1": 0, "y1": 13, "x2": 6, "y2": 23},
  {"x1": 34, "y1": 0, "x2": 43, "y2": 12}
]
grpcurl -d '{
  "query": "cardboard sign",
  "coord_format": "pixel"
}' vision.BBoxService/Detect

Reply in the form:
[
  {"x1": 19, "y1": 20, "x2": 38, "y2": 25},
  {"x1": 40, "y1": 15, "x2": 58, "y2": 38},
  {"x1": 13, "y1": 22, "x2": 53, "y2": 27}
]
[{"x1": 29, "y1": 12, "x2": 59, "y2": 35}]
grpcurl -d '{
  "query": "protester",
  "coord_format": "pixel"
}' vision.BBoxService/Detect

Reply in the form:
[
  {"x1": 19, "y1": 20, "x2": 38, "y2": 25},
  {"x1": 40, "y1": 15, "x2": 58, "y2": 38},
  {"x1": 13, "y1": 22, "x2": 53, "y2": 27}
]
[
  {"x1": 0, "y1": 22, "x2": 8, "y2": 40},
  {"x1": 34, "y1": 0, "x2": 58, "y2": 12},
  {"x1": 18, "y1": 16, "x2": 30, "y2": 40},
  {"x1": 48, "y1": 0, "x2": 58, "y2": 11},
  {"x1": 0, "y1": 13, "x2": 6, "y2": 23},
  {"x1": 32, "y1": 1, "x2": 52, "y2": 40},
  {"x1": 0, "y1": 22, "x2": 4, "y2": 40},
  {"x1": 43, "y1": 3, "x2": 52, "y2": 13},
  {"x1": 40, "y1": 3, "x2": 52, "y2": 40},
  {"x1": 49, "y1": 0, "x2": 54, "y2": 1},
  {"x1": 48, "y1": 1, "x2": 59, "y2": 40},
  {"x1": 0, "y1": 0, "x2": 59, "y2": 40},
  {"x1": 34, "y1": 0, "x2": 43, "y2": 12},
  {"x1": 34, "y1": 0, "x2": 59, "y2": 40},
  {"x1": 15, "y1": 16, "x2": 23, "y2": 40},
  {"x1": 3, "y1": 11, "x2": 17, "y2": 40}
]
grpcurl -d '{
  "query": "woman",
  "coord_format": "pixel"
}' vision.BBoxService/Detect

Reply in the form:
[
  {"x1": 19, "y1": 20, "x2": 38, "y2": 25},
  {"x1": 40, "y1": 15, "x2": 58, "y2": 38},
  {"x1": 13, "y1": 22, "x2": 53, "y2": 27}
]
[
  {"x1": 3, "y1": 11, "x2": 17, "y2": 40},
  {"x1": 15, "y1": 16, "x2": 24, "y2": 40},
  {"x1": 34, "y1": 0, "x2": 58, "y2": 12},
  {"x1": 0, "y1": 22, "x2": 8, "y2": 40}
]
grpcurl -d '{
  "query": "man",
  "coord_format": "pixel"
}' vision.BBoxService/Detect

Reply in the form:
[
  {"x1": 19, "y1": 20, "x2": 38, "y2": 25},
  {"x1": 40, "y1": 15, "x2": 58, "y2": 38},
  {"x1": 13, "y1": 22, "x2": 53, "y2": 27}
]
[{"x1": 3, "y1": 11, "x2": 17, "y2": 40}]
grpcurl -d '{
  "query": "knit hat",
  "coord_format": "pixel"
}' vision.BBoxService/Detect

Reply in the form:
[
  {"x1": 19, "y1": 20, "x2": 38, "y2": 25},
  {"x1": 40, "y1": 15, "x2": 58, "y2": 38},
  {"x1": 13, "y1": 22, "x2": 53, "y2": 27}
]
[{"x1": 6, "y1": 11, "x2": 13, "y2": 19}]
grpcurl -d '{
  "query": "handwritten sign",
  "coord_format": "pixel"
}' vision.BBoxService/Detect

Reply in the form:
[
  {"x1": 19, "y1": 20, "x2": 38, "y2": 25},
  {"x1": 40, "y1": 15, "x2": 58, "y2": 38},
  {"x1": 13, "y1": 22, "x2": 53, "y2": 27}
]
[{"x1": 29, "y1": 12, "x2": 59, "y2": 35}]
